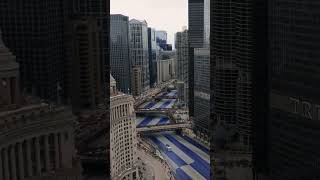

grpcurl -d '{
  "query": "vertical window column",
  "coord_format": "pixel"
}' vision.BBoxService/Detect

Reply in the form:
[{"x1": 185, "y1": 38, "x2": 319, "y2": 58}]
[
  {"x1": 10, "y1": 145, "x2": 17, "y2": 180},
  {"x1": 34, "y1": 137, "x2": 41, "y2": 175},
  {"x1": 44, "y1": 134, "x2": 50, "y2": 171},
  {"x1": 3, "y1": 148, "x2": 9, "y2": 180},
  {"x1": 54, "y1": 133, "x2": 60, "y2": 169},
  {"x1": 17, "y1": 142, "x2": 24, "y2": 179},
  {"x1": 0, "y1": 148, "x2": 3, "y2": 180},
  {"x1": 26, "y1": 139, "x2": 33, "y2": 177}
]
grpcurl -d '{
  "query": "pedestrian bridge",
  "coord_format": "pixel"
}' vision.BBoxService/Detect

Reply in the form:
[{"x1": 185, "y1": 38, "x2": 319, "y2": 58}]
[
  {"x1": 137, "y1": 123, "x2": 191, "y2": 133},
  {"x1": 136, "y1": 108, "x2": 176, "y2": 114}
]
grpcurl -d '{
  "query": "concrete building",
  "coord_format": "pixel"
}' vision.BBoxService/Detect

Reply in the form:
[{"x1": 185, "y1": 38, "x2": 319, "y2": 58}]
[
  {"x1": 72, "y1": 0, "x2": 110, "y2": 101},
  {"x1": 66, "y1": 17, "x2": 103, "y2": 113},
  {"x1": 175, "y1": 29, "x2": 189, "y2": 104},
  {"x1": 194, "y1": 48, "x2": 210, "y2": 140},
  {"x1": 110, "y1": 14, "x2": 131, "y2": 93},
  {"x1": 131, "y1": 66, "x2": 143, "y2": 97},
  {"x1": 157, "y1": 59, "x2": 175, "y2": 83},
  {"x1": 0, "y1": 32, "x2": 81, "y2": 180},
  {"x1": 110, "y1": 75, "x2": 138, "y2": 180},
  {"x1": 129, "y1": 19, "x2": 150, "y2": 94}
]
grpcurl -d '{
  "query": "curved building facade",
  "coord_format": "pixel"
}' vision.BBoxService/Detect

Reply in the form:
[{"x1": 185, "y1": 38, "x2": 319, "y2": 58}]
[
  {"x1": 211, "y1": 0, "x2": 258, "y2": 150},
  {"x1": 0, "y1": 29, "x2": 80, "y2": 180},
  {"x1": 110, "y1": 75, "x2": 138, "y2": 180},
  {"x1": 0, "y1": 104, "x2": 79, "y2": 180}
]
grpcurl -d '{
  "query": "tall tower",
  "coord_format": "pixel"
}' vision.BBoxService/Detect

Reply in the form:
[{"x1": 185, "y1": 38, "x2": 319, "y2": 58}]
[
  {"x1": 264, "y1": 0, "x2": 320, "y2": 179},
  {"x1": 210, "y1": 0, "x2": 265, "y2": 150},
  {"x1": 110, "y1": 14, "x2": 131, "y2": 93},
  {"x1": 66, "y1": 17, "x2": 103, "y2": 113},
  {"x1": 129, "y1": 19, "x2": 150, "y2": 94},
  {"x1": 175, "y1": 29, "x2": 189, "y2": 104},
  {"x1": 148, "y1": 28, "x2": 158, "y2": 87},
  {"x1": 188, "y1": 0, "x2": 204, "y2": 117}
]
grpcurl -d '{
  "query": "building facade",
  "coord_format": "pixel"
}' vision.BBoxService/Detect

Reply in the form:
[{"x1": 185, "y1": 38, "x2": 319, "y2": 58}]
[
  {"x1": 129, "y1": 19, "x2": 150, "y2": 94},
  {"x1": 193, "y1": 48, "x2": 210, "y2": 140},
  {"x1": 262, "y1": 0, "x2": 320, "y2": 179},
  {"x1": 66, "y1": 17, "x2": 103, "y2": 113},
  {"x1": 0, "y1": 0, "x2": 68, "y2": 102},
  {"x1": 0, "y1": 33, "x2": 81, "y2": 180},
  {"x1": 110, "y1": 14, "x2": 131, "y2": 93},
  {"x1": 148, "y1": 28, "x2": 158, "y2": 87},
  {"x1": 175, "y1": 29, "x2": 189, "y2": 104},
  {"x1": 157, "y1": 59, "x2": 175, "y2": 83},
  {"x1": 110, "y1": 75, "x2": 138, "y2": 180},
  {"x1": 72, "y1": 0, "x2": 110, "y2": 101},
  {"x1": 131, "y1": 67, "x2": 143, "y2": 97},
  {"x1": 188, "y1": 0, "x2": 204, "y2": 117},
  {"x1": 210, "y1": 0, "x2": 261, "y2": 150}
]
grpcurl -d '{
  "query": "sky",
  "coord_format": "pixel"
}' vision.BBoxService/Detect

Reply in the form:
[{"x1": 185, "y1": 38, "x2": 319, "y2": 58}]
[{"x1": 110, "y1": 0, "x2": 188, "y2": 48}]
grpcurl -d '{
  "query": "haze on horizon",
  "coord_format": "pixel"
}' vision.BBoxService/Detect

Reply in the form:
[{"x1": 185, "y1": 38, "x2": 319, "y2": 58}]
[{"x1": 110, "y1": 0, "x2": 188, "y2": 48}]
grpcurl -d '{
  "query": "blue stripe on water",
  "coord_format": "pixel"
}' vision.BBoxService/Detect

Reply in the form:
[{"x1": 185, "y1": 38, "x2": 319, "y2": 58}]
[
  {"x1": 144, "y1": 101, "x2": 156, "y2": 109},
  {"x1": 180, "y1": 135, "x2": 210, "y2": 154},
  {"x1": 157, "y1": 117, "x2": 170, "y2": 125},
  {"x1": 137, "y1": 117, "x2": 153, "y2": 127},
  {"x1": 176, "y1": 168, "x2": 193, "y2": 180},
  {"x1": 164, "y1": 134, "x2": 210, "y2": 179},
  {"x1": 159, "y1": 100, "x2": 172, "y2": 108},
  {"x1": 149, "y1": 136, "x2": 187, "y2": 167}
]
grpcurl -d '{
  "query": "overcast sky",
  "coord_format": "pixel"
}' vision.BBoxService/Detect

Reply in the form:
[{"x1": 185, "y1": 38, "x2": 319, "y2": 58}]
[{"x1": 110, "y1": 0, "x2": 188, "y2": 47}]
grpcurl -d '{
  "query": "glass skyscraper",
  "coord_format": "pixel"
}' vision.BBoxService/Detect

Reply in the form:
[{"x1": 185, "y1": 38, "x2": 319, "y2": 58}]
[
  {"x1": 188, "y1": 0, "x2": 204, "y2": 118},
  {"x1": 110, "y1": 14, "x2": 131, "y2": 93}
]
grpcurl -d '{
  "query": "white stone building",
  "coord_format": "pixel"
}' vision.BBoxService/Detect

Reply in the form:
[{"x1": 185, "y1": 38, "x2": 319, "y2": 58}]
[{"x1": 110, "y1": 75, "x2": 138, "y2": 180}]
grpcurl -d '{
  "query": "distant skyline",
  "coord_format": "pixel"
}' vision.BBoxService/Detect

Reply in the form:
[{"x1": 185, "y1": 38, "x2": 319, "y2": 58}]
[{"x1": 110, "y1": 0, "x2": 188, "y2": 48}]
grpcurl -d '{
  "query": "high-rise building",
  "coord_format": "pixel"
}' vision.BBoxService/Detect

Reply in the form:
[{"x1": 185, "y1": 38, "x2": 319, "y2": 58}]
[
  {"x1": 66, "y1": 17, "x2": 103, "y2": 113},
  {"x1": 257, "y1": 1, "x2": 320, "y2": 179},
  {"x1": 72, "y1": 0, "x2": 110, "y2": 95},
  {"x1": 210, "y1": 0, "x2": 262, "y2": 150},
  {"x1": 110, "y1": 14, "x2": 131, "y2": 93},
  {"x1": 194, "y1": 47, "x2": 210, "y2": 140},
  {"x1": 129, "y1": 19, "x2": 150, "y2": 94},
  {"x1": 188, "y1": 0, "x2": 204, "y2": 117},
  {"x1": 148, "y1": 28, "x2": 158, "y2": 87},
  {"x1": 190, "y1": 0, "x2": 211, "y2": 142},
  {"x1": 0, "y1": 0, "x2": 68, "y2": 102},
  {"x1": 175, "y1": 29, "x2": 189, "y2": 104},
  {"x1": 157, "y1": 58, "x2": 175, "y2": 83},
  {"x1": 110, "y1": 75, "x2": 138, "y2": 180},
  {"x1": 210, "y1": 0, "x2": 267, "y2": 179},
  {"x1": 0, "y1": 33, "x2": 81, "y2": 179},
  {"x1": 156, "y1": 31, "x2": 168, "y2": 50}
]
